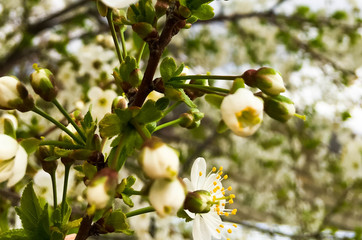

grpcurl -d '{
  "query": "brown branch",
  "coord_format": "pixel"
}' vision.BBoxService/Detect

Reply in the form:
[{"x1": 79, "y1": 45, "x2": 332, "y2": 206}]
[
  {"x1": 131, "y1": 3, "x2": 186, "y2": 107},
  {"x1": 75, "y1": 214, "x2": 94, "y2": 240}
]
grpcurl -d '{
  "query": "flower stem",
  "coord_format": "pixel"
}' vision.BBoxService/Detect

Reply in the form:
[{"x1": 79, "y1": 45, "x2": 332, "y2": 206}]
[
  {"x1": 32, "y1": 106, "x2": 85, "y2": 145},
  {"x1": 50, "y1": 170, "x2": 58, "y2": 208},
  {"x1": 131, "y1": 120, "x2": 151, "y2": 141},
  {"x1": 106, "y1": 10, "x2": 123, "y2": 64},
  {"x1": 137, "y1": 41, "x2": 147, "y2": 67},
  {"x1": 167, "y1": 82, "x2": 230, "y2": 95},
  {"x1": 39, "y1": 140, "x2": 83, "y2": 149},
  {"x1": 153, "y1": 118, "x2": 182, "y2": 132},
  {"x1": 170, "y1": 75, "x2": 239, "y2": 81},
  {"x1": 126, "y1": 206, "x2": 155, "y2": 218},
  {"x1": 119, "y1": 27, "x2": 127, "y2": 59},
  {"x1": 52, "y1": 99, "x2": 86, "y2": 141},
  {"x1": 61, "y1": 164, "x2": 71, "y2": 218},
  {"x1": 163, "y1": 101, "x2": 181, "y2": 117}
]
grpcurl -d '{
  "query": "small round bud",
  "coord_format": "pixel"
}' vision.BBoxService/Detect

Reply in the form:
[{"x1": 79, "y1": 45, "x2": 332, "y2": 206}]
[
  {"x1": 30, "y1": 64, "x2": 58, "y2": 101},
  {"x1": 36, "y1": 146, "x2": 58, "y2": 174},
  {"x1": 0, "y1": 76, "x2": 34, "y2": 112},
  {"x1": 179, "y1": 113, "x2": 194, "y2": 128},
  {"x1": 112, "y1": 96, "x2": 128, "y2": 112},
  {"x1": 242, "y1": 67, "x2": 286, "y2": 96},
  {"x1": 87, "y1": 168, "x2": 118, "y2": 209},
  {"x1": 184, "y1": 190, "x2": 213, "y2": 214},
  {"x1": 263, "y1": 95, "x2": 296, "y2": 122},
  {"x1": 139, "y1": 137, "x2": 179, "y2": 179},
  {"x1": 149, "y1": 178, "x2": 186, "y2": 217},
  {"x1": 155, "y1": 0, "x2": 170, "y2": 18},
  {"x1": 132, "y1": 22, "x2": 158, "y2": 41},
  {"x1": 129, "y1": 69, "x2": 143, "y2": 87}
]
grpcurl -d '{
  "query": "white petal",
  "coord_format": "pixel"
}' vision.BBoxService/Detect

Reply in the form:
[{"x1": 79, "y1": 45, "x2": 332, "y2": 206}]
[
  {"x1": 0, "y1": 160, "x2": 13, "y2": 182},
  {"x1": 0, "y1": 134, "x2": 18, "y2": 160},
  {"x1": 191, "y1": 157, "x2": 206, "y2": 190},
  {"x1": 87, "y1": 86, "x2": 103, "y2": 99},
  {"x1": 204, "y1": 173, "x2": 218, "y2": 191},
  {"x1": 7, "y1": 145, "x2": 27, "y2": 187},
  {"x1": 202, "y1": 212, "x2": 223, "y2": 239},
  {"x1": 192, "y1": 215, "x2": 211, "y2": 240},
  {"x1": 101, "y1": 0, "x2": 137, "y2": 9},
  {"x1": 183, "y1": 178, "x2": 194, "y2": 192},
  {"x1": 184, "y1": 209, "x2": 195, "y2": 219}
]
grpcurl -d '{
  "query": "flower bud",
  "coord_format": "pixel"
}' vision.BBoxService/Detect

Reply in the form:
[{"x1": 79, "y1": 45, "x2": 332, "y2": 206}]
[
  {"x1": 263, "y1": 95, "x2": 296, "y2": 122},
  {"x1": 149, "y1": 178, "x2": 186, "y2": 217},
  {"x1": 185, "y1": 79, "x2": 207, "y2": 100},
  {"x1": 242, "y1": 67, "x2": 286, "y2": 96},
  {"x1": 184, "y1": 190, "x2": 213, "y2": 214},
  {"x1": 221, "y1": 88, "x2": 264, "y2": 137},
  {"x1": 132, "y1": 22, "x2": 158, "y2": 41},
  {"x1": 30, "y1": 64, "x2": 58, "y2": 101},
  {"x1": 0, "y1": 76, "x2": 34, "y2": 112},
  {"x1": 36, "y1": 146, "x2": 58, "y2": 174},
  {"x1": 112, "y1": 96, "x2": 128, "y2": 112},
  {"x1": 129, "y1": 69, "x2": 143, "y2": 87},
  {"x1": 139, "y1": 137, "x2": 179, "y2": 179},
  {"x1": 155, "y1": 0, "x2": 170, "y2": 18},
  {"x1": 87, "y1": 168, "x2": 118, "y2": 209}
]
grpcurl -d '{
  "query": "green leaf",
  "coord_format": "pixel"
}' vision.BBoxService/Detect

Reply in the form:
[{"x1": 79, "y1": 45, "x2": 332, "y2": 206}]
[
  {"x1": 83, "y1": 162, "x2": 97, "y2": 180},
  {"x1": 99, "y1": 113, "x2": 122, "y2": 138},
  {"x1": 174, "y1": 63, "x2": 185, "y2": 77},
  {"x1": 205, "y1": 94, "x2": 224, "y2": 109},
  {"x1": 155, "y1": 97, "x2": 169, "y2": 110},
  {"x1": 105, "y1": 209, "x2": 130, "y2": 233},
  {"x1": 134, "y1": 100, "x2": 163, "y2": 124},
  {"x1": 126, "y1": 176, "x2": 136, "y2": 188},
  {"x1": 15, "y1": 183, "x2": 50, "y2": 240},
  {"x1": 193, "y1": 4, "x2": 214, "y2": 20},
  {"x1": 82, "y1": 109, "x2": 93, "y2": 129},
  {"x1": 160, "y1": 57, "x2": 177, "y2": 82},
  {"x1": 50, "y1": 229, "x2": 64, "y2": 240},
  {"x1": 121, "y1": 193, "x2": 134, "y2": 207},
  {"x1": 216, "y1": 120, "x2": 228, "y2": 134},
  {"x1": 0, "y1": 229, "x2": 27, "y2": 240},
  {"x1": 20, "y1": 138, "x2": 40, "y2": 154}
]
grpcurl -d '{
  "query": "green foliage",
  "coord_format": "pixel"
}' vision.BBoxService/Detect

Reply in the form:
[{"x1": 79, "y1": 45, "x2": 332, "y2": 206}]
[
  {"x1": 0, "y1": 229, "x2": 27, "y2": 240},
  {"x1": 15, "y1": 183, "x2": 50, "y2": 240},
  {"x1": 99, "y1": 113, "x2": 122, "y2": 138}
]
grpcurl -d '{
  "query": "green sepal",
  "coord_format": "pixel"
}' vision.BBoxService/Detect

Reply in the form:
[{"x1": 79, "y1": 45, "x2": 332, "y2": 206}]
[
  {"x1": 205, "y1": 94, "x2": 224, "y2": 109},
  {"x1": 50, "y1": 229, "x2": 64, "y2": 240},
  {"x1": 83, "y1": 162, "x2": 97, "y2": 180},
  {"x1": 177, "y1": 209, "x2": 193, "y2": 222},
  {"x1": 121, "y1": 193, "x2": 134, "y2": 207},
  {"x1": 164, "y1": 86, "x2": 197, "y2": 108},
  {"x1": 216, "y1": 120, "x2": 228, "y2": 133},
  {"x1": 82, "y1": 109, "x2": 93, "y2": 130},
  {"x1": 3, "y1": 118, "x2": 16, "y2": 139},
  {"x1": 104, "y1": 209, "x2": 130, "y2": 233},
  {"x1": 99, "y1": 113, "x2": 122, "y2": 138},
  {"x1": 20, "y1": 138, "x2": 40, "y2": 154},
  {"x1": 96, "y1": 0, "x2": 108, "y2": 17},
  {"x1": 230, "y1": 78, "x2": 245, "y2": 94}
]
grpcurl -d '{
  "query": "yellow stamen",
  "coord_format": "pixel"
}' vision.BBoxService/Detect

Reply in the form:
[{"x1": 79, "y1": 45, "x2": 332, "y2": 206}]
[
  {"x1": 233, "y1": 224, "x2": 237, "y2": 228},
  {"x1": 220, "y1": 224, "x2": 224, "y2": 228},
  {"x1": 227, "y1": 186, "x2": 232, "y2": 191},
  {"x1": 221, "y1": 187, "x2": 225, "y2": 191},
  {"x1": 230, "y1": 194, "x2": 235, "y2": 199},
  {"x1": 223, "y1": 175, "x2": 228, "y2": 180},
  {"x1": 228, "y1": 229, "x2": 232, "y2": 234},
  {"x1": 213, "y1": 181, "x2": 217, "y2": 186},
  {"x1": 231, "y1": 209, "x2": 237, "y2": 215},
  {"x1": 219, "y1": 166, "x2": 223, "y2": 171},
  {"x1": 216, "y1": 175, "x2": 220, "y2": 179},
  {"x1": 199, "y1": 171, "x2": 202, "y2": 176},
  {"x1": 225, "y1": 212, "x2": 229, "y2": 217},
  {"x1": 216, "y1": 229, "x2": 220, "y2": 233},
  {"x1": 229, "y1": 199, "x2": 234, "y2": 204},
  {"x1": 212, "y1": 167, "x2": 217, "y2": 172}
]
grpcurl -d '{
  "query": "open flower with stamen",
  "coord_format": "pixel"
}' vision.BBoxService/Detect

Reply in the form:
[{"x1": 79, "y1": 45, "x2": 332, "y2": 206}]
[{"x1": 183, "y1": 157, "x2": 237, "y2": 240}]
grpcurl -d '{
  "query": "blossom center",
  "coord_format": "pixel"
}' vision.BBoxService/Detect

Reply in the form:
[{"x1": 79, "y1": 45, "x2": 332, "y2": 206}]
[{"x1": 235, "y1": 106, "x2": 261, "y2": 128}]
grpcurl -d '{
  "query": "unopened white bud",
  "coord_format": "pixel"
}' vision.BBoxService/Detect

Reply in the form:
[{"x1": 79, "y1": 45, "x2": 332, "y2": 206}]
[{"x1": 149, "y1": 178, "x2": 186, "y2": 217}]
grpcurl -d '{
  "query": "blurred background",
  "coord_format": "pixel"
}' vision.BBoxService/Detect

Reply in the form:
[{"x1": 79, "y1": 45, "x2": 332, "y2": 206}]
[{"x1": 1, "y1": 0, "x2": 362, "y2": 239}]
